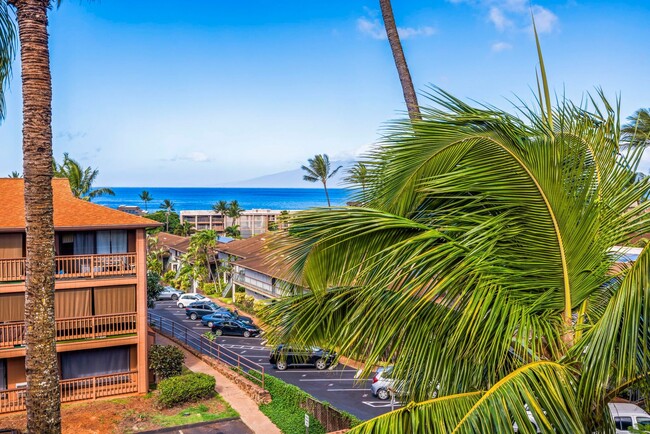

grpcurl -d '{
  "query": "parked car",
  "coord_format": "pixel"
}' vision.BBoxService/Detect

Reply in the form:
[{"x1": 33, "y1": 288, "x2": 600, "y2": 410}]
[
  {"x1": 269, "y1": 345, "x2": 336, "y2": 371},
  {"x1": 184, "y1": 301, "x2": 224, "y2": 320},
  {"x1": 157, "y1": 286, "x2": 184, "y2": 301},
  {"x1": 176, "y1": 293, "x2": 209, "y2": 308},
  {"x1": 609, "y1": 402, "x2": 650, "y2": 433},
  {"x1": 200, "y1": 310, "x2": 253, "y2": 327},
  {"x1": 211, "y1": 320, "x2": 261, "y2": 338},
  {"x1": 371, "y1": 366, "x2": 397, "y2": 400}
]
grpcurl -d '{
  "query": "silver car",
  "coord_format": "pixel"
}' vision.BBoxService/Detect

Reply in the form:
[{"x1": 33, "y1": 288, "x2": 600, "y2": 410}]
[{"x1": 157, "y1": 286, "x2": 184, "y2": 301}]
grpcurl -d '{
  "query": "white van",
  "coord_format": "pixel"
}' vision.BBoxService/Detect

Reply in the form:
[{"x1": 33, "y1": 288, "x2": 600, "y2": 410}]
[{"x1": 609, "y1": 403, "x2": 650, "y2": 433}]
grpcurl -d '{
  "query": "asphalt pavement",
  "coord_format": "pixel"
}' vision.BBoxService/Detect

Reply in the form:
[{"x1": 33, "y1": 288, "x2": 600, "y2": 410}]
[{"x1": 151, "y1": 301, "x2": 400, "y2": 421}]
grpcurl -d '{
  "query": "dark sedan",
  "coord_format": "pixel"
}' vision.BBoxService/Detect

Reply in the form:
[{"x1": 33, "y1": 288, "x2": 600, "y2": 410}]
[
  {"x1": 211, "y1": 320, "x2": 261, "y2": 338},
  {"x1": 269, "y1": 345, "x2": 336, "y2": 371}
]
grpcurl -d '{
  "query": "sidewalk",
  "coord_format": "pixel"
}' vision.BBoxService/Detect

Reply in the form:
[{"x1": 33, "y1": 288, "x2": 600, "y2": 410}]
[{"x1": 155, "y1": 334, "x2": 281, "y2": 434}]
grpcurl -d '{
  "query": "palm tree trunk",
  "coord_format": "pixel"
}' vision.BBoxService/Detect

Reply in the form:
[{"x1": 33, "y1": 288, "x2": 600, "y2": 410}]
[
  {"x1": 379, "y1": 0, "x2": 421, "y2": 121},
  {"x1": 323, "y1": 180, "x2": 331, "y2": 207},
  {"x1": 12, "y1": 0, "x2": 61, "y2": 432}
]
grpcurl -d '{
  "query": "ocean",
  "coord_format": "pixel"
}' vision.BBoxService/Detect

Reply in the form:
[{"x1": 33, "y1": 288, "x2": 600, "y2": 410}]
[{"x1": 94, "y1": 187, "x2": 352, "y2": 211}]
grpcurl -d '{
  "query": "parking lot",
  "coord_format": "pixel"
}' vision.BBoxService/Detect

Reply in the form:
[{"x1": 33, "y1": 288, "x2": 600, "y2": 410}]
[{"x1": 151, "y1": 300, "x2": 400, "y2": 420}]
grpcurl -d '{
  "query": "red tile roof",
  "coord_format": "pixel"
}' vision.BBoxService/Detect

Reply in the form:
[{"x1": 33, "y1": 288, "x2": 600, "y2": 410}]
[{"x1": 0, "y1": 178, "x2": 161, "y2": 232}]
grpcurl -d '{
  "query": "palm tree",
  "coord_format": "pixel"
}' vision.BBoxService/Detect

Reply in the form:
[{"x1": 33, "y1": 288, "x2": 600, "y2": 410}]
[
  {"x1": 301, "y1": 154, "x2": 342, "y2": 207},
  {"x1": 379, "y1": 0, "x2": 421, "y2": 121},
  {"x1": 224, "y1": 225, "x2": 240, "y2": 239},
  {"x1": 160, "y1": 199, "x2": 175, "y2": 233},
  {"x1": 262, "y1": 87, "x2": 650, "y2": 432},
  {"x1": 53, "y1": 153, "x2": 115, "y2": 201},
  {"x1": 226, "y1": 200, "x2": 243, "y2": 235},
  {"x1": 176, "y1": 220, "x2": 194, "y2": 237},
  {"x1": 344, "y1": 162, "x2": 368, "y2": 193},
  {"x1": 212, "y1": 200, "x2": 228, "y2": 215},
  {"x1": 622, "y1": 108, "x2": 650, "y2": 148},
  {"x1": 1, "y1": 0, "x2": 61, "y2": 431},
  {"x1": 139, "y1": 190, "x2": 153, "y2": 212}
]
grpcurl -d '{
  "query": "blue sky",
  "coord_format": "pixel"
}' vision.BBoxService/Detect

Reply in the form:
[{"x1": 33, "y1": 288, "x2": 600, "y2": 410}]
[{"x1": 0, "y1": 0, "x2": 648, "y2": 186}]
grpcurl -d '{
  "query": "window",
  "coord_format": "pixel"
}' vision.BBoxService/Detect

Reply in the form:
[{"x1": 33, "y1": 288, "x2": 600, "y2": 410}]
[
  {"x1": 0, "y1": 360, "x2": 6, "y2": 390},
  {"x1": 614, "y1": 417, "x2": 633, "y2": 431},
  {"x1": 637, "y1": 417, "x2": 650, "y2": 429},
  {"x1": 55, "y1": 288, "x2": 91, "y2": 318},
  {"x1": 96, "y1": 230, "x2": 127, "y2": 254},
  {"x1": 0, "y1": 293, "x2": 25, "y2": 322},
  {"x1": 60, "y1": 346, "x2": 130, "y2": 379},
  {"x1": 93, "y1": 285, "x2": 136, "y2": 315}
]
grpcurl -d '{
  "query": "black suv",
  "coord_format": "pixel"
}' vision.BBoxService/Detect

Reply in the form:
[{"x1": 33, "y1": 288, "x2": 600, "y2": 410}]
[
  {"x1": 269, "y1": 345, "x2": 336, "y2": 371},
  {"x1": 185, "y1": 301, "x2": 224, "y2": 320},
  {"x1": 211, "y1": 320, "x2": 261, "y2": 338}
]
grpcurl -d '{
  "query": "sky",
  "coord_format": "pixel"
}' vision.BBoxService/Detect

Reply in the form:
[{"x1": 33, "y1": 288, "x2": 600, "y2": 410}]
[{"x1": 0, "y1": 0, "x2": 649, "y2": 186}]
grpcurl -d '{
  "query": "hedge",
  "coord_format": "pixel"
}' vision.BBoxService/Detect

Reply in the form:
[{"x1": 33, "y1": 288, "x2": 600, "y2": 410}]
[
  {"x1": 149, "y1": 344, "x2": 185, "y2": 381},
  {"x1": 157, "y1": 372, "x2": 216, "y2": 408},
  {"x1": 245, "y1": 370, "x2": 361, "y2": 434}
]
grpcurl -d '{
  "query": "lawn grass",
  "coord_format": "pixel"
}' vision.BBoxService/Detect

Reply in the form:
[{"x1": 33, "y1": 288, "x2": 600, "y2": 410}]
[{"x1": 152, "y1": 396, "x2": 239, "y2": 427}]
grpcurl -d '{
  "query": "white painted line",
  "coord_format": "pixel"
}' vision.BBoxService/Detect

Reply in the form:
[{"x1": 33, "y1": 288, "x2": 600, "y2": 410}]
[
  {"x1": 269, "y1": 369, "x2": 354, "y2": 374},
  {"x1": 362, "y1": 401, "x2": 403, "y2": 408},
  {"x1": 299, "y1": 379, "x2": 371, "y2": 382}
]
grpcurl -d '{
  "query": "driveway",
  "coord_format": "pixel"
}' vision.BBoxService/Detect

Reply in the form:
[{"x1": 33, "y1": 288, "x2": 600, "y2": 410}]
[{"x1": 151, "y1": 301, "x2": 400, "y2": 421}]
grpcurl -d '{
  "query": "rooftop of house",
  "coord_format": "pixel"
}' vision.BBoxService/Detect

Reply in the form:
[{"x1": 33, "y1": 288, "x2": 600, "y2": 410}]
[
  {"x1": 216, "y1": 234, "x2": 268, "y2": 259},
  {"x1": 154, "y1": 232, "x2": 191, "y2": 253},
  {"x1": 0, "y1": 178, "x2": 161, "y2": 232}
]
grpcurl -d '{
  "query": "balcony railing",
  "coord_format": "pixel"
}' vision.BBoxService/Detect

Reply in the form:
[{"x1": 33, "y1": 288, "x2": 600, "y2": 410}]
[
  {"x1": 233, "y1": 272, "x2": 276, "y2": 296},
  {"x1": 0, "y1": 312, "x2": 137, "y2": 348},
  {"x1": 0, "y1": 253, "x2": 137, "y2": 282},
  {"x1": 0, "y1": 370, "x2": 138, "y2": 413}
]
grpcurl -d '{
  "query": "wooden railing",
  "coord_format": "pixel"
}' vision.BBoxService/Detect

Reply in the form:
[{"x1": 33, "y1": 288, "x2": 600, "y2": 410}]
[
  {"x1": 0, "y1": 253, "x2": 137, "y2": 282},
  {"x1": 0, "y1": 313, "x2": 137, "y2": 348},
  {"x1": 0, "y1": 371, "x2": 138, "y2": 413}
]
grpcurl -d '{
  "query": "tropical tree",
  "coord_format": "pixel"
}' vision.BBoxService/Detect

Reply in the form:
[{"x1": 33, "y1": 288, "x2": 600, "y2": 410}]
[
  {"x1": 160, "y1": 199, "x2": 175, "y2": 233},
  {"x1": 175, "y1": 220, "x2": 194, "y2": 237},
  {"x1": 225, "y1": 225, "x2": 240, "y2": 239},
  {"x1": 139, "y1": 190, "x2": 153, "y2": 212},
  {"x1": 262, "y1": 86, "x2": 650, "y2": 432},
  {"x1": 0, "y1": 0, "x2": 61, "y2": 431},
  {"x1": 301, "y1": 154, "x2": 342, "y2": 207},
  {"x1": 8, "y1": 170, "x2": 20, "y2": 177},
  {"x1": 226, "y1": 200, "x2": 243, "y2": 236},
  {"x1": 53, "y1": 153, "x2": 115, "y2": 201},
  {"x1": 344, "y1": 162, "x2": 368, "y2": 193},
  {"x1": 379, "y1": 0, "x2": 421, "y2": 120},
  {"x1": 212, "y1": 200, "x2": 228, "y2": 215},
  {"x1": 622, "y1": 108, "x2": 650, "y2": 148}
]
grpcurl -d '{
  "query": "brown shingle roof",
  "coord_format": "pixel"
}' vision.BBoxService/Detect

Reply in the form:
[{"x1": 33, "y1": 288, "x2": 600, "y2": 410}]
[
  {"x1": 0, "y1": 178, "x2": 161, "y2": 232},
  {"x1": 154, "y1": 232, "x2": 190, "y2": 253},
  {"x1": 216, "y1": 234, "x2": 268, "y2": 259}
]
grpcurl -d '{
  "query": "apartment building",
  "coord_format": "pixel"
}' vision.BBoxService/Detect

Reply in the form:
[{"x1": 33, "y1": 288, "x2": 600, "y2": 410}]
[
  {"x1": 180, "y1": 209, "x2": 289, "y2": 239},
  {"x1": 217, "y1": 234, "x2": 304, "y2": 299},
  {"x1": 0, "y1": 178, "x2": 160, "y2": 413}
]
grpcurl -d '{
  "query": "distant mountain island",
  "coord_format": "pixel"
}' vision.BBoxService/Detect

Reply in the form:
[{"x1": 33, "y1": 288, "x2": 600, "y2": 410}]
[{"x1": 223, "y1": 160, "x2": 353, "y2": 188}]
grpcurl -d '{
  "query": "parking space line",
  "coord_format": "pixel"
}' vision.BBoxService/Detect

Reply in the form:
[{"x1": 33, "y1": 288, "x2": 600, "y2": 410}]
[
  {"x1": 299, "y1": 379, "x2": 371, "y2": 382},
  {"x1": 326, "y1": 388, "x2": 370, "y2": 392}
]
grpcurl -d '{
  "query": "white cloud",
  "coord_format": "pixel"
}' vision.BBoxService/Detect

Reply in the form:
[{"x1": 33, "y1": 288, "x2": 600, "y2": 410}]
[
  {"x1": 530, "y1": 5, "x2": 558, "y2": 34},
  {"x1": 357, "y1": 14, "x2": 436, "y2": 40},
  {"x1": 448, "y1": 0, "x2": 559, "y2": 34},
  {"x1": 491, "y1": 41, "x2": 513, "y2": 52},
  {"x1": 356, "y1": 17, "x2": 386, "y2": 40},
  {"x1": 187, "y1": 151, "x2": 209, "y2": 162},
  {"x1": 488, "y1": 7, "x2": 512, "y2": 31}
]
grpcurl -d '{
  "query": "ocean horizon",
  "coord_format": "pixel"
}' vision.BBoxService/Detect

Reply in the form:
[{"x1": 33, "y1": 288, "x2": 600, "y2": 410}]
[{"x1": 94, "y1": 187, "x2": 352, "y2": 212}]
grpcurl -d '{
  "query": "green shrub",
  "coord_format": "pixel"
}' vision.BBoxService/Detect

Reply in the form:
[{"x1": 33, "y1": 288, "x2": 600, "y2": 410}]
[
  {"x1": 163, "y1": 270, "x2": 176, "y2": 284},
  {"x1": 235, "y1": 292, "x2": 246, "y2": 305},
  {"x1": 253, "y1": 299, "x2": 268, "y2": 314},
  {"x1": 202, "y1": 282, "x2": 221, "y2": 296},
  {"x1": 149, "y1": 344, "x2": 185, "y2": 381},
  {"x1": 157, "y1": 373, "x2": 216, "y2": 408},
  {"x1": 243, "y1": 295, "x2": 255, "y2": 309}
]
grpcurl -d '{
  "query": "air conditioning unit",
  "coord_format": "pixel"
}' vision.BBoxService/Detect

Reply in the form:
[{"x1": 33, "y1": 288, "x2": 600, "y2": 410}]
[{"x1": 15, "y1": 382, "x2": 27, "y2": 389}]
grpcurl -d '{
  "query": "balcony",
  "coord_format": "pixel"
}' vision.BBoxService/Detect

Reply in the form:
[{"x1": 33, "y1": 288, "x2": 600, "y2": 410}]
[
  {"x1": 233, "y1": 272, "x2": 278, "y2": 297},
  {"x1": 0, "y1": 253, "x2": 137, "y2": 283},
  {"x1": 0, "y1": 370, "x2": 138, "y2": 413},
  {"x1": 0, "y1": 313, "x2": 137, "y2": 348}
]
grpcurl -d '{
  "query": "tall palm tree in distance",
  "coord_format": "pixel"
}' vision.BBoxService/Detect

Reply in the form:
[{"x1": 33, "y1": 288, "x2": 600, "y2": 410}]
[
  {"x1": 139, "y1": 190, "x2": 153, "y2": 212},
  {"x1": 1, "y1": 0, "x2": 61, "y2": 431},
  {"x1": 301, "y1": 154, "x2": 342, "y2": 207},
  {"x1": 226, "y1": 200, "x2": 243, "y2": 237},
  {"x1": 344, "y1": 162, "x2": 368, "y2": 193},
  {"x1": 160, "y1": 199, "x2": 175, "y2": 233},
  {"x1": 53, "y1": 153, "x2": 115, "y2": 201},
  {"x1": 212, "y1": 199, "x2": 228, "y2": 215},
  {"x1": 622, "y1": 108, "x2": 650, "y2": 148},
  {"x1": 379, "y1": 0, "x2": 421, "y2": 121},
  {"x1": 8, "y1": 170, "x2": 20, "y2": 177}
]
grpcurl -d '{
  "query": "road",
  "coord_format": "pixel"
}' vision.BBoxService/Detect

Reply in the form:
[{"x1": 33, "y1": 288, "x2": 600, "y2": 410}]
[{"x1": 150, "y1": 301, "x2": 400, "y2": 421}]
